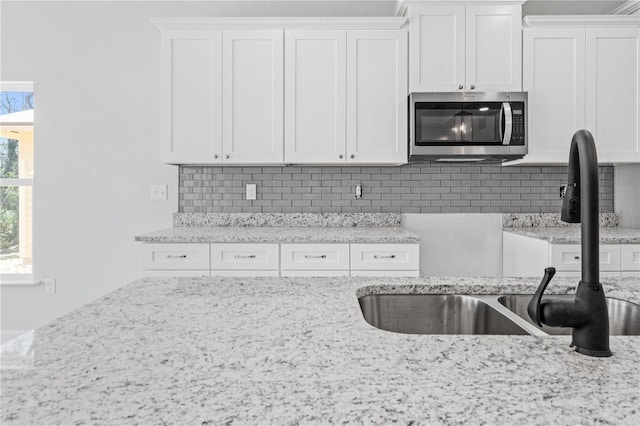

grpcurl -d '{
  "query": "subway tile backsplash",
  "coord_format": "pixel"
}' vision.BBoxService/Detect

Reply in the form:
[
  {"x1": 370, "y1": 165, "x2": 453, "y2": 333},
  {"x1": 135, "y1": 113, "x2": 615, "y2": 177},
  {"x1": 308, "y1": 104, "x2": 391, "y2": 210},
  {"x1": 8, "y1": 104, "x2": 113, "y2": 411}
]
[{"x1": 179, "y1": 163, "x2": 614, "y2": 214}]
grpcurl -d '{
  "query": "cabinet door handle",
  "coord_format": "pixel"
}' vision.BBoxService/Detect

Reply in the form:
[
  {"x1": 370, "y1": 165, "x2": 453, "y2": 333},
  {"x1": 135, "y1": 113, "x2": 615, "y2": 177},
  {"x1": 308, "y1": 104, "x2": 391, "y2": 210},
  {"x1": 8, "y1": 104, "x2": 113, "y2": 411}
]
[
  {"x1": 350, "y1": 154, "x2": 355, "y2": 159},
  {"x1": 574, "y1": 256, "x2": 580, "y2": 260},
  {"x1": 235, "y1": 255, "x2": 256, "y2": 259},
  {"x1": 225, "y1": 154, "x2": 230, "y2": 160},
  {"x1": 338, "y1": 154, "x2": 343, "y2": 159},
  {"x1": 214, "y1": 154, "x2": 218, "y2": 159},
  {"x1": 374, "y1": 255, "x2": 396, "y2": 259},
  {"x1": 305, "y1": 254, "x2": 327, "y2": 259},
  {"x1": 166, "y1": 255, "x2": 187, "y2": 259},
  {"x1": 470, "y1": 85, "x2": 475, "y2": 90},
  {"x1": 458, "y1": 84, "x2": 463, "y2": 90}
]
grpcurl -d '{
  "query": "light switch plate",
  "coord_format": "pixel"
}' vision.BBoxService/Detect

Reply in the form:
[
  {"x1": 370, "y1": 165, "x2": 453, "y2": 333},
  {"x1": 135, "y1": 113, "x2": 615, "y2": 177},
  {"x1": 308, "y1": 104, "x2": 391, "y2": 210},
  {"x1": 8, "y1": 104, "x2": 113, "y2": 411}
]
[
  {"x1": 246, "y1": 184, "x2": 257, "y2": 200},
  {"x1": 151, "y1": 184, "x2": 168, "y2": 201}
]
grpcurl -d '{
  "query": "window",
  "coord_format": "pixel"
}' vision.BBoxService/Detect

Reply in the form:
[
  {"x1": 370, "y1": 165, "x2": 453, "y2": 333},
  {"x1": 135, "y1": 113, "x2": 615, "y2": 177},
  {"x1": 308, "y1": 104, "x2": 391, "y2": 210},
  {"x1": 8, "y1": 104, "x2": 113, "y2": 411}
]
[{"x1": 0, "y1": 82, "x2": 34, "y2": 283}]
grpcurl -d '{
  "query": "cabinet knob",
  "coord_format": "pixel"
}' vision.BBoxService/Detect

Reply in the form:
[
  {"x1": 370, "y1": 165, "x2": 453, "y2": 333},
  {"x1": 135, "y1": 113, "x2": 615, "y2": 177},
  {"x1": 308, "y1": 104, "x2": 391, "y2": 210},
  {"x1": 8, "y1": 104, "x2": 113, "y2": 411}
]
[
  {"x1": 225, "y1": 154, "x2": 230, "y2": 160},
  {"x1": 350, "y1": 154, "x2": 355, "y2": 159},
  {"x1": 470, "y1": 85, "x2": 475, "y2": 90},
  {"x1": 339, "y1": 154, "x2": 343, "y2": 159},
  {"x1": 214, "y1": 154, "x2": 218, "y2": 159},
  {"x1": 458, "y1": 84, "x2": 463, "y2": 90}
]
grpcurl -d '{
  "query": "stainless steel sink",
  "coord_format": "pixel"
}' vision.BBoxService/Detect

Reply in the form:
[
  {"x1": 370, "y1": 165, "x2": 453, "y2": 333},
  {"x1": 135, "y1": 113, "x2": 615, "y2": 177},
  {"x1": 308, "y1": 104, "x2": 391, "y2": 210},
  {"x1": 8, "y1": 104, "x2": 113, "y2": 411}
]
[
  {"x1": 497, "y1": 295, "x2": 640, "y2": 336},
  {"x1": 358, "y1": 294, "x2": 529, "y2": 335}
]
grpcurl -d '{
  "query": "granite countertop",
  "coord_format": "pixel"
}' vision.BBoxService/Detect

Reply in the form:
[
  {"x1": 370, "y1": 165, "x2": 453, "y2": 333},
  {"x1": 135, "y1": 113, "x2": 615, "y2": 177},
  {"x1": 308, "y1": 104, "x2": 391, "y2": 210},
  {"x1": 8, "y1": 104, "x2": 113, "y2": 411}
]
[
  {"x1": 135, "y1": 226, "x2": 421, "y2": 244},
  {"x1": 504, "y1": 227, "x2": 640, "y2": 244},
  {"x1": 2, "y1": 275, "x2": 639, "y2": 424}
]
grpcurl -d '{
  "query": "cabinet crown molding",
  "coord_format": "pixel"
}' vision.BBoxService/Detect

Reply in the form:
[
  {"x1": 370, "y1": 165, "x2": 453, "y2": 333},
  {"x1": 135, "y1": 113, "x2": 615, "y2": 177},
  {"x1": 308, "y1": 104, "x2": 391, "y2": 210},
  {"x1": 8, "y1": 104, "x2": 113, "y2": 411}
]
[
  {"x1": 150, "y1": 17, "x2": 408, "y2": 31},
  {"x1": 395, "y1": 0, "x2": 526, "y2": 16},
  {"x1": 523, "y1": 15, "x2": 640, "y2": 28}
]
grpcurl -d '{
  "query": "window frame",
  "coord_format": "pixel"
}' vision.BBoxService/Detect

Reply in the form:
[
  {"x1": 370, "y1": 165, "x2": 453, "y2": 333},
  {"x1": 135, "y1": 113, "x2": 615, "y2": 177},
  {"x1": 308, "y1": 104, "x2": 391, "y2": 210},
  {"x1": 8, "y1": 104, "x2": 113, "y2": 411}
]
[{"x1": 0, "y1": 81, "x2": 36, "y2": 285}]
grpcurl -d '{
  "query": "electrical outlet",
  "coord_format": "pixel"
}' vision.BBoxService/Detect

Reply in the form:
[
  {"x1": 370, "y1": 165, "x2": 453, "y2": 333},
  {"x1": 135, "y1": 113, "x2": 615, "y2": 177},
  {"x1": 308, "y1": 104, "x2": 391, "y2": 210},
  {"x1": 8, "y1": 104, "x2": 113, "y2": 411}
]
[
  {"x1": 246, "y1": 184, "x2": 257, "y2": 200},
  {"x1": 355, "y1": 184, "x2": 363, "y2": 199},
  {"x1": 559, "y1": 185, "x2": 567, "y2": 199},
  {"x1": 151, "y1": 184, "x2": 168, "y2": 201},
  {"x1": 43, "y1": 278, "x2": 56, "y2": 294}
]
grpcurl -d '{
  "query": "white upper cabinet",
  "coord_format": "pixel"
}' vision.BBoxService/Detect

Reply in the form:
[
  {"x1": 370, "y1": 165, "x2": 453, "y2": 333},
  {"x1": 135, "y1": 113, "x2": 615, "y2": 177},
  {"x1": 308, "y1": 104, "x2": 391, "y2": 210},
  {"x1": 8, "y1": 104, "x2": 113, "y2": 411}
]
[
  {"x1": 523, "y1": 28, "x2": 586, "y2": 163},
  {"x1": 465, "y1": 5, "x2": 522, "y2": 92},
  {"x1": 161, "y1": 32, "x2": 223, "y2": 164},
  {"x1": 409, "y1": 3, "x2": 522, "y2": 92},
  {"x1": 586, "y1": 27, "x2": 640, "y2": 163},
  {"x1": 520, "y1": 17, "x2": 640, "y2": 164},
  {"x1": 153, "y1": 18, "x2": 407, "y2": 165},
  {"x1": 409, "y1": 6, "x2": 465, "y2": 91},
  {"x1": 285, "y1": 27, "x2": 408, "y2": 165},
  {"x1": 284, "y1": 31, "x2": 347, "y2": 163},
  {"x1": 222, "y1": 31, "x2": 284, "y2": 164},
  {"x1": 346, "y1": 30, "x2": 408, "y2": 164}
]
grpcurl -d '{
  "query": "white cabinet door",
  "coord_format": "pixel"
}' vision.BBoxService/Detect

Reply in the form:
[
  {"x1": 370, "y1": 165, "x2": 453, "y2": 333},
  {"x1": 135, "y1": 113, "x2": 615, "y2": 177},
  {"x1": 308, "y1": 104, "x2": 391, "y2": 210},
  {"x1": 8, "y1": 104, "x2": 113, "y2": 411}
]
[
  {"x1": 466, "y1": 5, "x2": 522, "y2": 92},
  {"x1": 621, "y1": 244, "x2": 640, "y2": 272},
  {"x1": 280, "y1": 243, "x2": 350, "y2": 271},
  {"x1": 549, "y1": 244, "x2": 621, "y2": 272},
  {"x1": 350, "y1": 243, "x2": 419, "y2": 271},
  {"x1": 222, "y1": 31, "x2": 284, "y2": 164},
  {"x1": 285, "y1": 31, "x2": 346, "y2": 164},
  {"x1": 211, "y1": 243, "x2": 279, "y2": 271},
  {"x1": 162, "y1": 32, "x2": 223, "y2": 164},
  {"x1": 586, "y1": 27, "x2": 640, "y2": 163},
  {"x1": 409, "y1": 6, "x2": 465, "y2": 92},
  {"x1": 346, "y1": 30, "x2": 408, "y2": 164},
  {"x1": 142, "y1": 243, "x2": 211, "y2": 271},
  {"x1": 523, "y1": 28, "x2": 586, "y2": 163}
]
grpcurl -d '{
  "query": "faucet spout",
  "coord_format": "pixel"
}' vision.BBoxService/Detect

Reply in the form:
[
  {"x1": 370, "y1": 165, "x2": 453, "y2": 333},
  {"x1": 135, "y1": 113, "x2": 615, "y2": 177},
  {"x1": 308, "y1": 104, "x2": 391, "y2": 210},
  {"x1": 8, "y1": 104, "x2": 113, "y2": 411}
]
[{"x1": 528, "y1": 130, "x2": 611, "y2": 357}]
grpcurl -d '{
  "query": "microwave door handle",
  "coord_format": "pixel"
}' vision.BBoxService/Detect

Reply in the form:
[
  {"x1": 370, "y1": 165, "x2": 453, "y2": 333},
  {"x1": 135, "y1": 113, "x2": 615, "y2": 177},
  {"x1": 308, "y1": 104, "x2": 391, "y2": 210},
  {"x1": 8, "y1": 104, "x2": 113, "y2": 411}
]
[{"x1": 502, "y1": 102, "x2": 513, "y2": 145}]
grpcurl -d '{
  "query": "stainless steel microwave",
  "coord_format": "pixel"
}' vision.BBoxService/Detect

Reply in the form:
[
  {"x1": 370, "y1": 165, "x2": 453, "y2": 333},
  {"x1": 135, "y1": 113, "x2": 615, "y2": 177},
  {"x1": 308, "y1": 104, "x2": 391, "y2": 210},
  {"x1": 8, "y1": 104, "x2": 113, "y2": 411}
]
[{"x1": 409, "y1": 92, "x2": 527, "y2": 162}]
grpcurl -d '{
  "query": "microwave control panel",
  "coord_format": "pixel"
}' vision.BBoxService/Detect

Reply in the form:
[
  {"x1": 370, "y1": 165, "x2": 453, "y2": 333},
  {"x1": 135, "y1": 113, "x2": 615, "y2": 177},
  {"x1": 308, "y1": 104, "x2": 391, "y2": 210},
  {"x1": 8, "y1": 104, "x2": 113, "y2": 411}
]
[{"x1": 511, "y1": 102, "x2": 525, "y2": 146}]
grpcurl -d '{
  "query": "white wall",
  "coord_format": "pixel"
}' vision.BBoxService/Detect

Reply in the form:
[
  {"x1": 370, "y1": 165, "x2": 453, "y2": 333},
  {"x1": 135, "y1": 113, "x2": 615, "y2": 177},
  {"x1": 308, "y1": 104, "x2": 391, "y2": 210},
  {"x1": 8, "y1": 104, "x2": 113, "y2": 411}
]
[
  {"x1": 614, "y1": 164, "x2": 640, "y2": 228},
  {"x1": 402, "y1": 214, "x2": 503, "y2": 277}
]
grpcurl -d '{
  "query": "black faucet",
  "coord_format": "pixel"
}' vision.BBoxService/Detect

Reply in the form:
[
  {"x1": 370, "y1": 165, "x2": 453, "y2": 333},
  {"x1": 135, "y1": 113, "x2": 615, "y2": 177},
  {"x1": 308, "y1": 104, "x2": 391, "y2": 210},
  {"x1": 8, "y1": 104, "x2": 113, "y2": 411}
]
[{"x1": 527, "y1": 130, "x2": 612, "y2": 357}]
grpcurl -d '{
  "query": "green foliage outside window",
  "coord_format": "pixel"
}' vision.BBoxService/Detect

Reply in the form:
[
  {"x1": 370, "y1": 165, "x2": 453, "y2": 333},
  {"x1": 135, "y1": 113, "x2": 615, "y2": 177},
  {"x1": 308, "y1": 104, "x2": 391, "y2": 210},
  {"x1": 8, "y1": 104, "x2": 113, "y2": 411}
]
[{"x1": 0, "y1": 91, "x2": 32, "y2": 252}]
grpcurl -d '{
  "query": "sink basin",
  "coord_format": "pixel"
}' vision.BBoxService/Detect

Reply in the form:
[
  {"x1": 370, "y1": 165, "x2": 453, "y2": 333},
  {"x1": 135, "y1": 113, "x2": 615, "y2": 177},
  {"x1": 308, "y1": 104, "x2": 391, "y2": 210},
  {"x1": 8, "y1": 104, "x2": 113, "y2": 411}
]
[
  {"x1": 358, "y1": 294, "x2": 529, "y2": 335},
  {"x1": 498, "y1": 295, "x2": 640, "y2": 336}
]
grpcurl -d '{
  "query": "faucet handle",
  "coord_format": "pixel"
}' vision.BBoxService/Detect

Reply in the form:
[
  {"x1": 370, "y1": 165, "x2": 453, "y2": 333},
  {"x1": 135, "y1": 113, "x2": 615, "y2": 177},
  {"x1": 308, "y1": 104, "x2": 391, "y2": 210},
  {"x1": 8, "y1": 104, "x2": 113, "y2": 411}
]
[{"x1": 527, "y1": 267, "x2": 556, "y2": 326}]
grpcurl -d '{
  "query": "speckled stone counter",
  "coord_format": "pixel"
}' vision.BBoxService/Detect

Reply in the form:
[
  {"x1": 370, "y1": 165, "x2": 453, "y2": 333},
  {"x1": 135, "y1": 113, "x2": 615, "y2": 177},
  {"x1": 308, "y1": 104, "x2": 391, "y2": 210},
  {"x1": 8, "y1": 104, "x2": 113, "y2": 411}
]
[
  {"x1": 2, "y1": 276, "x2": 639, "y2": 425},
  {"x1": 504, "y1": 227, "x2": 640, "y2": 244},
  {"x1": 135, "y1": 226, "x2": 420, "y2": 244}
]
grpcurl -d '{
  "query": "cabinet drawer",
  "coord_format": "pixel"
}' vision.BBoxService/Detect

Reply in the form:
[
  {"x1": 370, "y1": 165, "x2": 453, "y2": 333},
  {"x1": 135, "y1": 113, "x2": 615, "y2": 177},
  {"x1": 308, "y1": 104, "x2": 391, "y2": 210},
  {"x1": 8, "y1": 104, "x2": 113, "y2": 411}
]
[
  {"x1": 211, "y1": 243, "x2": 279, "y2": 271},
  {"x1": 621, "y1": 244, "x2": 640, "y2": 271},
  {"x1": 280, "y1": 244, "x2": 349, "y2": 271},
  {"x1": 350, "y1": 244, "x2": 419, "y2": 271},
  {"x1": 142, "y1": 243, "x2": 210, "y2": 270},
  {"x1": 549, "y1": 244, "x2": 620, "y2": 271}
]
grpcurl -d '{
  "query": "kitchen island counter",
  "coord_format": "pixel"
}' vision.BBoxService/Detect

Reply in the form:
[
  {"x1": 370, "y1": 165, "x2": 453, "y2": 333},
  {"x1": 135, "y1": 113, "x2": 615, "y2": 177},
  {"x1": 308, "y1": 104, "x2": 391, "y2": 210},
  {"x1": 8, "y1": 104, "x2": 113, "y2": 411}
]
[{"x1": 2, "y1": 276, "x2": 639, "y2": 425}]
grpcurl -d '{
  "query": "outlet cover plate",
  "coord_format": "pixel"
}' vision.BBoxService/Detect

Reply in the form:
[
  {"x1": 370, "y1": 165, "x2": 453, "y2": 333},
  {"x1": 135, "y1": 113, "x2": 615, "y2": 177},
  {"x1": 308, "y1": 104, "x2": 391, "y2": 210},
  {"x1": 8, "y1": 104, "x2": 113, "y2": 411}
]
[
  {"x1": 246, "y1": 184, "x2": 257, "y2": 200},
  {"x1": 44, "y1": 278, "x2": 56, "y2": 294}
]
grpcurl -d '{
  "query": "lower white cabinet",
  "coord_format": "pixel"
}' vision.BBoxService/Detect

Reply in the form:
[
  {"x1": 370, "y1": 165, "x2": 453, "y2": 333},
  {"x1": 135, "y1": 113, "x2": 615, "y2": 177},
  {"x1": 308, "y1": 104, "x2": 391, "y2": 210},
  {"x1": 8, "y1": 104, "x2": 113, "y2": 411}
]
[
  {"x1": 141, "y1": 241, "x2": 420, "y2": 277},
  {"x1": 211, "y1": 243, "x2": 280, "y2": 277},
  {"x1": 350, "y1": 243, "x2": 419, "y2": 277},
  {"x1": 503, "y1": 232, "x2": 640, "y2": 278},
  {"x1": 141, "y1": 243, "x2": 211, "y2": 277},
  {"x1": 280, "y1": 243, "x2": 350, "y2": 277}
]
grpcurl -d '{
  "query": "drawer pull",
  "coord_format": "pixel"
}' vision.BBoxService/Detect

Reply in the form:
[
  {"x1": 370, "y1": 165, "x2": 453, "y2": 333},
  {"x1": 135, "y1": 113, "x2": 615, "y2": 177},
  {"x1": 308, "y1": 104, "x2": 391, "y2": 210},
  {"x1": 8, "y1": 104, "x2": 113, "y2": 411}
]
[
  {"x1": 574, "y1": 256, "x2": 580, "y2": 260},
  {"x1": 235, "y1": 255, "x2": 257, "y2": 259},
  {"x1": 305, "y1": 255, "x2": 327, "y2": 259},
  {"x1": 166, "y1": 254, "x2": 187, "y2": 259},
  {"x1": 374, "y1": 255, "x2": 396, "y2": 259}
]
